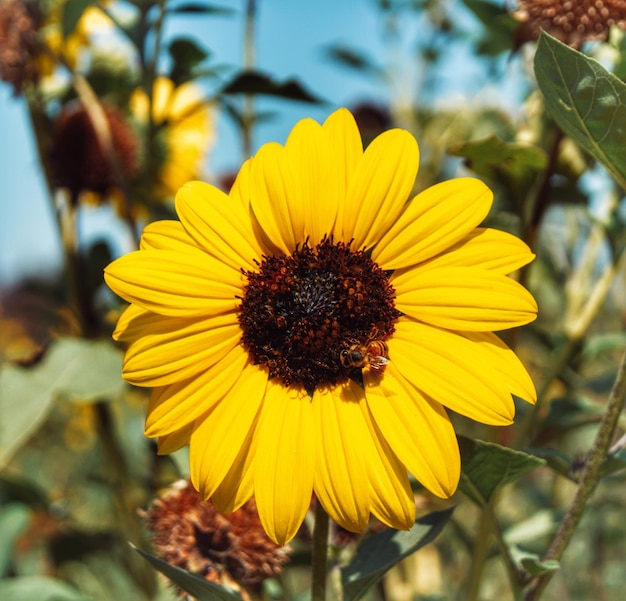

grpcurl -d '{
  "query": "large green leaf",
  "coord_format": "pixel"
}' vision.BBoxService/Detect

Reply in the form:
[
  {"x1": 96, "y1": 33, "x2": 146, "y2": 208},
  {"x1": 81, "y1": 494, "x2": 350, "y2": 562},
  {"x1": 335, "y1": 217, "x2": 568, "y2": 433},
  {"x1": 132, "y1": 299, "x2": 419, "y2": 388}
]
[
  {"x1": 459, "y1": 437, "x2": 545, "y2": 505},
  {"x1": 534, "y1": 32, "x2": 626, "y2": 191},
  {"x1": 341, "y1": 508, "x2": 453, "y2": 601},
  {"x1": 0, "y1": 576, "x2": 92, "y2": 601},
  {"x1": 133, "y1": 546, "x2": 243, "y2": 601},
  {"x1": 0, "y1": 338, "x2": 123, "y2": 468}
]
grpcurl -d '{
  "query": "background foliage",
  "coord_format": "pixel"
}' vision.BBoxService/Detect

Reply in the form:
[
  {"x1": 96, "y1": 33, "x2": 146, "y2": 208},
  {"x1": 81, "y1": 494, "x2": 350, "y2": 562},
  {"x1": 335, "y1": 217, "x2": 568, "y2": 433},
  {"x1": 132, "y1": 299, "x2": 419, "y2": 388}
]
[{"x1": 2, "y1": 1, "x2": 626, "y2": 600}]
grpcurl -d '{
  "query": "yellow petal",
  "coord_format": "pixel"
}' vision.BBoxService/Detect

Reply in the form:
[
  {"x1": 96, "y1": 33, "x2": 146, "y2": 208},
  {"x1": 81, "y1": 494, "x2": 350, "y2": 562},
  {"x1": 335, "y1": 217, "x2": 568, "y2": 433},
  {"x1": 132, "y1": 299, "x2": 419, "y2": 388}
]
[
  {"x1": 372, "y1": 178, "x2": 492, "y2": 270},
  {"x1": 104, "y1": 249, "x2": 243, "y2": 317},
  {"x1": 230, "y1": 157, "x2": 254, "y2": 209},
  {"x1": 211, "y1": 421, "x2": 258, "y2": 513},
  {"x1": 364, "y1": 365, "x2": 460, "y2": 498},
  {"x1": 343, "y1": 129, "x2": 418, "y2": 250},
  {"x1": 323, "y1": 109, "x2": 363, "y2": 242},
  {"x1": 416, "y1": 228, "x2": 535, "y2": 274},
  {"x1": 190, "y1": 362, "x2": 267, "y2": 500},
  {"x1": 359, "y1": 401, "x2": 416, "y2": 529},
  {"x1": 175, "y1": 181, "x2": 263, "y2": 271},
  {"x1": 389, "y1": 318, "x2": 515, "y2": 425},
  {"x1": 285, "y1": 117, "x2": 337, "y2": 245},
  {"x1": 254, "y1": 382, "x2": 314, "y2": 545},
  {"x1": 122, "y1": 311, "x2": 240, "y2": 386},
  {"x1": 393, "y1": 266, "x2": 537, "y2": 331},
  {"x1": 112, "y1": 303, "x2": 145, "y2": 342},
  {"x1": 157, "y1": 423, "x2": 193, "y2": 454},
  {"x1": 456, "y1": 331, "x2": 537, "y2": 404},
  {"x1": 145, "y1": 344, "x2": 249, "y2": 437},
  {"x1": 139, "y1": 220, "x2": 198, "y2": 253},
  {"x1": 312, "y1": 381, "x2": 371, "y2": 533},
  {"x1": 249, "y1": 142, "x2": 301, "y2": 255}
]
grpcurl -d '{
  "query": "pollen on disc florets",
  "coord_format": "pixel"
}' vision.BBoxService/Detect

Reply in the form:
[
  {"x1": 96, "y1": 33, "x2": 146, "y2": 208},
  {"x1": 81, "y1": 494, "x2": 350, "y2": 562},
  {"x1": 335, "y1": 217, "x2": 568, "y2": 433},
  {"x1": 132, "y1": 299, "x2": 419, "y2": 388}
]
[{"x1": 237, "y1": 237, "x2": 400, "y2": 393}]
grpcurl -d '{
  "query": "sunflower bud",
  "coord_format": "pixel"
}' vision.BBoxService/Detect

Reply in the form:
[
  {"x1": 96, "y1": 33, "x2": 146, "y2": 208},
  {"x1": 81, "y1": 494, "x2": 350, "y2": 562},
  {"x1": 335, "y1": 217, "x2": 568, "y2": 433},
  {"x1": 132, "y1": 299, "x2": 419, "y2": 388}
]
[{"x1": 49, "y1": 103, "x2": 138, "y2": 204}]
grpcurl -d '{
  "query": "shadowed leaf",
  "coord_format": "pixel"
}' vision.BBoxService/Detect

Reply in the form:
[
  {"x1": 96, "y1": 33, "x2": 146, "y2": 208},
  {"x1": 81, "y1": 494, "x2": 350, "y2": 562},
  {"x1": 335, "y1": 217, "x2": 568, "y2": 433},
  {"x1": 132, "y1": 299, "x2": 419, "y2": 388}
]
[
  {"x1": 449, "y1": 135, "x2": 546, "y2": 204},
  {"x1": 221, "y1": 71, "x2": 324, "y2": 103},
  {"x1": 459, "y1": 437, "x2": 545, "y2": 505},
  {"x1": 62, "y1": 0, "x2": 94, "y2": 38},
  {"x1": 134, "y1": 545, "x2": 243, "y2": 601},
  {"x1": 341, "y1": 508, "x2": 453, "y2": 601}
]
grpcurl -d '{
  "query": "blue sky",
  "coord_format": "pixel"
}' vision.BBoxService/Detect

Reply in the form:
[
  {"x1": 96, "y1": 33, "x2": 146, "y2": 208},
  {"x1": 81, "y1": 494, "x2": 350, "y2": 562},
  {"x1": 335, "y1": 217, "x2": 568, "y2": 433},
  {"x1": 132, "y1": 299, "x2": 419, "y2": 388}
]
[{"x1": 0, "y1": 0, "x2": 501, "y2": 284}]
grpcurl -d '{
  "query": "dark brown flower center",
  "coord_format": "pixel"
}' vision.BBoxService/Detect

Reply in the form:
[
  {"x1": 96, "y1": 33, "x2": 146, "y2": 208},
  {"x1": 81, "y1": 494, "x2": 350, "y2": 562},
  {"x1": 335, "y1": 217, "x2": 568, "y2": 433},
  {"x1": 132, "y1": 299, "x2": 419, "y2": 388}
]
[{"x1": 237, "y1": 238, "x2": 400, "y2": 393}]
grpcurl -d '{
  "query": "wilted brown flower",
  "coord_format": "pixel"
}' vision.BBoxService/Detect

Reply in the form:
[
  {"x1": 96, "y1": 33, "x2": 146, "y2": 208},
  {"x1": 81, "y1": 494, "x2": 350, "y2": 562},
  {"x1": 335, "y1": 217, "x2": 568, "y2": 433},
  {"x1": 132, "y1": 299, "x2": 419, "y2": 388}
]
[
  {"x1": 0, "y1": 0, "x2": 40, "y2": 95},
  {"x1": 50, "y1": 103, "x2": 138, "y2": 204},
  {"x1": 144, "y1": 480, "x2": 291, "y2": 597},
  {"x1": 513, "y1": 0, "x2": 626, "y2": 48}
]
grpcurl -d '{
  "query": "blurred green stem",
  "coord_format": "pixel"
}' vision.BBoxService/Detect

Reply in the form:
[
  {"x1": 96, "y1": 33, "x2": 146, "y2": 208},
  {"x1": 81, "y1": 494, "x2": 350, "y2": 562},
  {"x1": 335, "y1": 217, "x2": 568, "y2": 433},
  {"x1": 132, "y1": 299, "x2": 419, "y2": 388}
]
[
  {"x1": 312, "y1": 502, "x2": 329, "y2": 601},
  {"x1": 242, "y1": 0, "x2": 257, "y2": 158},
  {"x1": 143, "y1": 0, "x2": 166, "y2": 193},
  {"x1": 523, "y1": 347, "x2": 626, "y2": 600},
  {"x1": 94, "y1": 401, "x2": 156, "y2": 595},
  {"x1": 514, "y1": 260, "x2": 617, "y2": 447},
  {"x1": 462, "y1": 475, "x2": 522, "y2": 601}
]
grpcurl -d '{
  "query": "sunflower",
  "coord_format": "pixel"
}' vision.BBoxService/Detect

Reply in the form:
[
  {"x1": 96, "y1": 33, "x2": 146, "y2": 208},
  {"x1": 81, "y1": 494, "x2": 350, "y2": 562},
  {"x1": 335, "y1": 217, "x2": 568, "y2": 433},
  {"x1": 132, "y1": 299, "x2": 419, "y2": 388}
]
[
  {"x1": 105, "y1": 108, "x2": 537, "y2": 545},
  {"x1": 131, "y1": 76, "x2": 215, "y2": 202}
]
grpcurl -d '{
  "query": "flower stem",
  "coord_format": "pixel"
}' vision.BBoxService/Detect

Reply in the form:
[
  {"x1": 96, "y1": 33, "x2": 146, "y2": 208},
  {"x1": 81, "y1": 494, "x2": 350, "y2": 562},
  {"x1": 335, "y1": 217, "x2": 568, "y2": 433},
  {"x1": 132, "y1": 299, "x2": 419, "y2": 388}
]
[
  {"x1": 242, "y1": 0, "x2": 257, "y2": 159},
  {"x1": 523, "y1": 347, "x2": 626, "y2": 600},
  {"x1": 312, "y1": 501, "x2": 330, "y2": 601}
]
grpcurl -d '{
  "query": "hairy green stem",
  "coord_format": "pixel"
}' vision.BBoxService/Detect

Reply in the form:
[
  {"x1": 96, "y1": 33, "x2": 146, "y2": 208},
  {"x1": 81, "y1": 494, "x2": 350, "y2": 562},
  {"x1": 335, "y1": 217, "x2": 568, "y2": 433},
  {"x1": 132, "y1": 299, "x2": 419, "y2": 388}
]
[
  {"x1": 312, "y1": 502, "x2": 330, "y2": 601},
  {"x1": 523, "y1": 348, "x2": 626, "y2": 600}
]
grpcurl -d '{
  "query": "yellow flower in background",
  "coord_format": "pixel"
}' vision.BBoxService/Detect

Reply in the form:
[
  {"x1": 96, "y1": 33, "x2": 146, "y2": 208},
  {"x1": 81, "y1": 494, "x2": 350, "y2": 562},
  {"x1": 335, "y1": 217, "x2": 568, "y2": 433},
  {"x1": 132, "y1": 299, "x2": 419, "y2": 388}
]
[
  {"x1": 131, "y1": 76, "x2": 215, "y2": 201},
  {"x1": 105, "y1": 108, "x2": 537, "y2": 545},
  {"x1": 41, "y1": 3, "x2": 114, "y2": 73}
]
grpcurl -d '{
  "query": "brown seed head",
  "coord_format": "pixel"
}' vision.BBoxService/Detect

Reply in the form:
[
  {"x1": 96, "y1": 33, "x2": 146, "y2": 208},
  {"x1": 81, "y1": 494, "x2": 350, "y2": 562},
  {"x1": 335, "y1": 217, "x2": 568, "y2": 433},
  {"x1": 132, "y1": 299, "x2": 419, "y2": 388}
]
[
  {"x1": 50, "y1": 103, "x2": 138, "y2": 203},
  {"x1": 0, "y1": 0, "x2": 41, "y2": 95},
  {"x1": 144, "y1": 480, "x2": 291, "y2": 596},
  {"x1": 513, "y1": 0, "x2": 626, "y2": 48}
]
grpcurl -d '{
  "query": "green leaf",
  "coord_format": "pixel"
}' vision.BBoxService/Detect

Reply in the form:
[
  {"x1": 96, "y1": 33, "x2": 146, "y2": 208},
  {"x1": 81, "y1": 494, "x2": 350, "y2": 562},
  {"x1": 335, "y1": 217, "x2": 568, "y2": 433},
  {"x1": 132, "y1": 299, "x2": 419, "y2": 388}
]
[
  {"x1": 460, "y1": 0, "x2": 518, "y2": 56},
  {"x1": 324, "y1": 45, "x2": 382, "y2": 75},
  {"x1": 62, "y1": 0, "x2": 94, "y2": 38},
  {"x1": 509, "y1": 545, "x2": 560, "y2": 576},
  {"x1": 220, "y1": 71, "x2": 325, "y2": 104},
  {"x1": 0, "y1": 338, "x2": 123, "y2": 468},
  {"x1": 448, "y1": 135, "x2": 547, "y2": 204},
  {"x1": 134, "y1": 545, "x2": 243, "y2": 601},
  {"x1": 582, "y1": 331, "x2": 626, "y2": 359},
  {"x1": 534, "y1": 32, "x2": 626, "y2": 191},
  {"x1": 600, "y1": 445, "x2": 626, "y2": 478},
  {"x1": 458, "y1": 437, "x2": 545, "y2": 505},
  {"x1": 0, "y1": 504, "x2": 31, "y2": 577},
  {"x1": 341, "y1": 508, "x2": 453, "y2": 601},
  {"x1": 168, "y1": 38, "x2": 210, "y2": 85},
  {"x1": 0, "y1": 576, "x2": 92, "y2": 601}
]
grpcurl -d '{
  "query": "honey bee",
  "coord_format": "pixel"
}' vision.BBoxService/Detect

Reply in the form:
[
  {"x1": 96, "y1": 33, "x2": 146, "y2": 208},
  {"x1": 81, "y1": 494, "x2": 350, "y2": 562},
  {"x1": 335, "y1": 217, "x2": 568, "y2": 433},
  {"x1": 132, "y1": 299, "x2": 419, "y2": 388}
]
[{"x1": 340, "y1": 336, "x2": 389, "y2": 373}]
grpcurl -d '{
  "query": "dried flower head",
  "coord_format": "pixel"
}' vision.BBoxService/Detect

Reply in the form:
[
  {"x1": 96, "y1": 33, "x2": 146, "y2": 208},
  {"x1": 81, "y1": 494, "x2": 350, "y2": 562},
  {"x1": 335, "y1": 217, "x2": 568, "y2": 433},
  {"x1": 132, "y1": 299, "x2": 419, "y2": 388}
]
[
  {"x1": 0, "y1": 0, "x2": 40, "y2": 95},
  {"x1": 50, "y1": 103, "x2": 138, "y2": 203},
  {"x1": 144, "y1": 480, "x2": 291, "y2": 595},
  {"x1": 513, "y1": 0, "x2": 626, "y2": 48}
]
